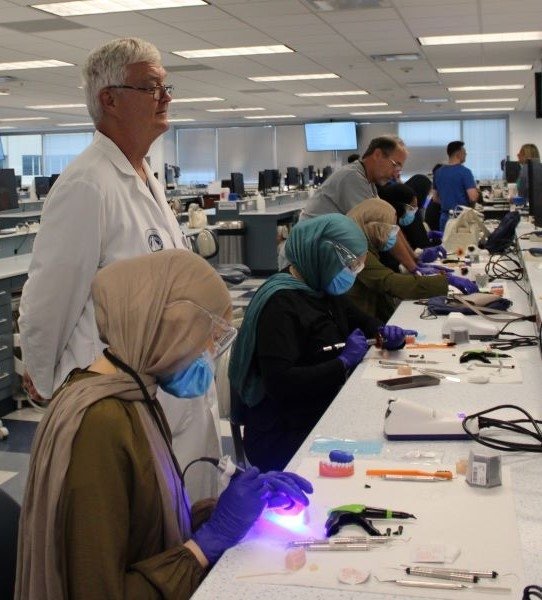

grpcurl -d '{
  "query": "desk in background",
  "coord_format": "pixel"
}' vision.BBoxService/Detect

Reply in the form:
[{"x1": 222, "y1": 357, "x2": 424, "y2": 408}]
[
  {"x1": 0, "y1": 210, "x2": 42, "y2": 230},
  {"x1": 193, "y1": 222, "x2": 542, "y2": 599}
]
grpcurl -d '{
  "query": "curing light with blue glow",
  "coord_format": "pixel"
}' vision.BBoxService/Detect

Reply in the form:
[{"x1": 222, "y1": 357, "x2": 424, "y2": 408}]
[{"x1": 261, "y1": 502, "x2": 310, "y2": 533}]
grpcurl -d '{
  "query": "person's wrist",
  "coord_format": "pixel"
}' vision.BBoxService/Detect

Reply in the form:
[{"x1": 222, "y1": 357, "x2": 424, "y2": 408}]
[
  {"x1": 337, "y1": 354, "x2": 351, "y2": 371},
  {"x1": 184, "y1": 539, "x2": 209, "y2": 569}
]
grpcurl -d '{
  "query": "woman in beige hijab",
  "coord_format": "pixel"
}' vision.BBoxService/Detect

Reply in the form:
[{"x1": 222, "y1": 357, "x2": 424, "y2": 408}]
[
  {"x1": 16, "y1": 249, "x2": 311, "y2": 600},
  {"x1": 348, "y1": 198, "x2": 449, "y2": 321}
]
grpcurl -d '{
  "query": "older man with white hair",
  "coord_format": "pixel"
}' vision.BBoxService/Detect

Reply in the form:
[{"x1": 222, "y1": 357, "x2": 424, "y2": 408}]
[{"x1": 19, "y1": 38, "x2": 219, "y2": 500}]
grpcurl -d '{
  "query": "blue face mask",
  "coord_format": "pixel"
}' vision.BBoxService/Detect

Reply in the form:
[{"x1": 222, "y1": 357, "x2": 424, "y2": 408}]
[
  {"x1": 399, "y1": 207, "x2": 416, "y2": 226},
  {"x1": 325, "y1": 267, "x2": 356, "y2": 295},
  {"x1": 158, "y1": 352, "x2": 214, "y2": 398},
  {"x1": 382, "y1": 229, "x2": 398, "y2": 251}
]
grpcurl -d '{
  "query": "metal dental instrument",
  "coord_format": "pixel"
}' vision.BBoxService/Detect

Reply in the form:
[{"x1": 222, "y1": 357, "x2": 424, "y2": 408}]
[
  {"x1": 405, "y1": 566, "x2": 498, "y2": 579},
  {"x1": 381, "y1": 579, "x2": 511, "y2": 592},
  {"x1": 380, "y1": 358, "x2": 439, "y2": 365},
  {"x1": 405, "y1": 567, "x2": 478, "y2": 583},
  {"x1": 304, "y1": 543, "x2": 370, "y2": 551},
  {"x1": 288, "y1": 536, "x2": 391, "y2": 547}
]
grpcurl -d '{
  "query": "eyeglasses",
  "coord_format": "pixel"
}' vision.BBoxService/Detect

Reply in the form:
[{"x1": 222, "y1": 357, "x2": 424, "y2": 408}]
[
  {"x1": 107, "y1": 84, "x2": 174, "y2": 101},
  {"x1": 326, "y1": 240, "x2": 365, "y2": 275},
  {"x1": 388, "y1": 157, "x2": 403, "y2": 171},
  {"x1": 166, "y1": 299, "x2": 237, "y2": 359}
]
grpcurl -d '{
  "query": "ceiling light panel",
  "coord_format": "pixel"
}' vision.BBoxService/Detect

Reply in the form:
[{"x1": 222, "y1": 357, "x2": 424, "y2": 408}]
[
  {"x1": 244, "y1": 114, "x2": 296, "y2": 119},
  {"x1": 448, "y1": 85, "x2": 524, "y2": 92},
  {"x1": 438, "y1": 65, "x2": 531, "y2": 73},
  {"x1": 296, "y1": 91, "x2": 367, "y2": 97},
  {"x1": 169, "y1": 118, "x2": 196, "y2": 122},
  {"x1": 170, "y1": 97, "x2": 224, "y2": 103},
  {"x1": 0, "y1": 60, "x2": 73, "y2": 70},
  {"x1": 32, "y1": 0, "x2": 207, "y2": 17},
  {"x1": 249, "y1": 74, "x2": 339, "y2": 82},
  {"x1": 174, "y1": 45, "x2": 293, "y2": 59},
  {"x1": 206, "y1": 107, "x2": 264, "y2": 112},
  {"x1": 0, "y1": 117, "x2": 49, "y2": 122},
  {"x1": 455, "y1": 98, "x2": 519, "y2": 104},
  {"x1": 27, "y1": 103, "x2": 86, "y2": 109},
  {"x1": 461, "y1": 107, "x2": 515, "y2": 112},
  {"x1": 327, "y1": 102, "x2": 387, "y2": 107},
  {"x1": 57, "y1": 122, "x2": 94, "y2": 126},
  {"x1": 418, "y1": 98, "x2": 448, "y2": 103},
  {"x1": 419, "y1": 31, "x2": 542, "y2": 46},
  {"x1": 350, "y1": 110, "x2": 402, "y2": 115}
]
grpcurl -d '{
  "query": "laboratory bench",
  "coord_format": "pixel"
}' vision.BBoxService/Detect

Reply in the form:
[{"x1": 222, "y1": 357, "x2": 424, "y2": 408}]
[
  {"x1": 0, "y1": 210, "x2": 42, "y2": 230},
  {"x1": 193, "y1": 218, "x2": 542, "y2": 600},
  {"x1": 214, "y1": 191, "x2": 308, "y2": 273}
]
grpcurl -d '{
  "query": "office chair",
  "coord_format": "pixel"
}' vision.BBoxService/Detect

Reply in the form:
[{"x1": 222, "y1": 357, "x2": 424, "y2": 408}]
[
  {"x1": 214, "y1": 342, "x2": 246, "y2": 468},
  {"x1": 0, "y1": 489, "x2": 20, "y2": 600},
  {"x1": 191, "y1": 229, "x2": 251, "y2": 285}
]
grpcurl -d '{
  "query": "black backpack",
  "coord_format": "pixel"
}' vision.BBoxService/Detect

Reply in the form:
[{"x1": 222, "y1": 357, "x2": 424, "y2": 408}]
[{"x1": 480, "y1": 212, "x2": 520, "y2": 254}]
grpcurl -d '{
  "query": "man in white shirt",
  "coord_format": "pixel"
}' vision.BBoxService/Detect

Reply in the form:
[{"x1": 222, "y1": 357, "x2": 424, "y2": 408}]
[{"x1": 19, "y1": 38, "x2": 218, "y2": 500}]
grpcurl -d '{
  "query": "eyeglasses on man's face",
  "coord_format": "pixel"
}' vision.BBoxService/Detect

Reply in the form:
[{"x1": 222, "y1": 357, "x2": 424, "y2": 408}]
[
  {"x1": 107, "y1": 84, "x2": 174, "y2": 101},
  {"x1": 388, "y1": 157, "x2": 403, "y2": 172}
]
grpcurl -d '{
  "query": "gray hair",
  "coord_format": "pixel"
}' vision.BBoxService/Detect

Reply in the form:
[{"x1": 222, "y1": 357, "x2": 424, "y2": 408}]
[
  {"x1": 83, "y1": 37, "x2": 162, "y2": 125},
  {"x1": 362, "y1": 135, "x2": 405, "y2": 159}
]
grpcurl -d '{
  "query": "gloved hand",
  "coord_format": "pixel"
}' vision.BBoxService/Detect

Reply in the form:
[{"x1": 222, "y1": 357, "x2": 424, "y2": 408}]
[
  {"x1": 192, "y1": 467, "x2": 268, "y2": 563},
  {"x1": 428, "y1": 230, "x2": 443, "y2": 243},
  {"x1": 338, "y1": 328, "x2": 369, "y2": 370},
  {"x1": 419, "y1": 245, "x2": 447, "y2": 263},
  {"x1": 379, "y1": 325, "x2": 418, "y2": 350},
  {"x1": 446, "y1": 274, "x2": 479, "y2": 295},
  {"x1": 415, "y1": 262, "x2": 454, "y2": 275},
  {"x1": 262, "y1": 471, "x2": 313, "y2": 509}
]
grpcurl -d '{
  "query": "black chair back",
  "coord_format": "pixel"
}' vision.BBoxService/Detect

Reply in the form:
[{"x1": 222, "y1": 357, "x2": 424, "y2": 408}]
[{"x1": 0, "y1": 489, "x2": 20, "y2": 599}]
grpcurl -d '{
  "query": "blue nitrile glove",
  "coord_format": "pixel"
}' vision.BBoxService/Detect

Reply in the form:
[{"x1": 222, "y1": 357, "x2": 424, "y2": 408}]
[
  {"x1": 379, "y1": 325, "x2": 418, "y2": 350},
  {"x1": 428, "y1": 230, "x2": 443, "y2": 243},
  {"x1": 192, "y1": 467, "x2": 268, "y2": 563},
  {"x1": 338, "y1": 328, "x2": 369, "y2": 370},
  {"x1": 415, "y1": 263, "x2": 454, "y2": 275},
  {"x1": 419, "y1": 245, "x2": 447, "y2": 262},
  {"x1": 262, "y1": 471, "x2": 314, "y2": 509},
  {"x1": 446, "y1": 274, "x2": 479, "y2": 295}
]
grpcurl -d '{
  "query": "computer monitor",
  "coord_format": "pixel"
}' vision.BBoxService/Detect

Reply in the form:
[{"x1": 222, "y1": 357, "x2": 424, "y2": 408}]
[
  {"x1": 308, "y1": 165, "x2": 315, "y2": 180},
  {"x1": 34, "y1": 176, "x2": 50, "y2": 198},
  {"x1": 49, "y1": 173, "x2": 60, "y2": 188},
  {"x1": 15, "y1": 175, "x2": 21, "y2": 189},
  {"x1": 504, "y1": 160, "x2": 521, "y2": 184},
  {"x1": 527, "y1": 160, "x2": 542, "y2": 224},
  {"x1": 221, "y1": 179, "x2": 232, "y2": 190},
  {"x1": 230, "y1": 172, "x2": 245, "y2": 197},
  {"x1": 286, "y1": 167, "x2": 299, "y2": 188},
  {"x1": 0, "y1": 169, "x2": 18, "y2": 211},
  {"x1": 165, "y1": 164, "x2": 175, "y2": 190}
]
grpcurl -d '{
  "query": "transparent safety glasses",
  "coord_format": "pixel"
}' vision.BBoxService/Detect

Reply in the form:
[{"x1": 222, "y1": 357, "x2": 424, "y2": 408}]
[{"x1": 325, "y1": 240, "x2": 365, "y2": 274}]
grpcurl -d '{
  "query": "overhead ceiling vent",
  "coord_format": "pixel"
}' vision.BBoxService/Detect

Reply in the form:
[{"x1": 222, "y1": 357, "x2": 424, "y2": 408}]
[
  {"x1": 1, "y1": 19, "x2": 87, "y2": 33},
  {"x1": 407, "y1": 81, "x2": 440, "y2": 87},
  {"x1": 289, "y1": 103, "x2": 319, "y2": 107},
  {"x1": 167, "y1": 64, "x2": 213, "y2": 73},
  {"x1": 238, "y1": 88, "x2": 280, "y2": 94},
  {"x1": 304, "y1": 0, "x2": 389, "y2": 11}
]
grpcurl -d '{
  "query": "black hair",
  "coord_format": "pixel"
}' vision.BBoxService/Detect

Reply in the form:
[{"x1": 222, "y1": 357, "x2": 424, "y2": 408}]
[
  {"x1": 347, "y1": 153, "x2": 360, "y2": 163},
  {"x1": 378, "y1": 183, "x2": 415, "y2": 218},
  {"x1": 447, "y1": 141, "x2": 464, "y2": 157}
]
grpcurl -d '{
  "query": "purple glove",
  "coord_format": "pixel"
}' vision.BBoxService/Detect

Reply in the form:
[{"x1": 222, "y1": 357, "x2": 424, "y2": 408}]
[
  {"x1": 428, "y1": 230, "x2": 443, "y2": 243},
  {"x1": 262, "y1": 471, "x2": 313, "y2": 509},
  {"x1": 446, "y1": 274, "x2": 479, "y2": 295},
  {"x1": 415, "y1": 262, "x2": 454, "y2": 275},
  {"x1": 419, "y1": 245, "x2": 447, "y2": 262},
  {"x1": 338, "y1": 328, "x2": 369, "y2": 370},
  {"x1": 379, "y1": 325, "x2": 418, "y2": 350},
  {"x1": 192, "y1": 467, "x2": 268, "y2": 563}
]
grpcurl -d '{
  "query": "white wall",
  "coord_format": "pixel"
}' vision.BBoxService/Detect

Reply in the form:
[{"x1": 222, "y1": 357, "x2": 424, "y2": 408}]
[
  {"x1": 508, "y1": 112, "x2": 542, "y2": 159},
  {"x1": 148, "y1": 127, "x2": 177, "y2": 184}
]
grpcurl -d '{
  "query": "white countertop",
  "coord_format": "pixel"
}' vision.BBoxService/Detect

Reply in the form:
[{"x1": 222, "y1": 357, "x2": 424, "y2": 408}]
[
  {"x1": 193, "y1": 222, "x2": 542, "y2": 599},
  {"x1": 0, "y1": 210, "x2": 42, "y2": 219},
  {"x1": 0, "y1": 253, "x2": 32, "y2": 279}
]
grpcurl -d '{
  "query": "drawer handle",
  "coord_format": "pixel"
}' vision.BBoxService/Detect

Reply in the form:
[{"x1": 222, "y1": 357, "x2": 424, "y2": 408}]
[
  {"x1": 0, "y1": 291, "x2": 6, "y2": 296},
  {"x1": 0, "y1": 345, "x2": 7, "y2": 352},
  {"x1": 0, "y1": 319, "x2": 7, "y2": 325},
  {"x1": 0, "y1": 372, "x2": 9, "y2": 380}
]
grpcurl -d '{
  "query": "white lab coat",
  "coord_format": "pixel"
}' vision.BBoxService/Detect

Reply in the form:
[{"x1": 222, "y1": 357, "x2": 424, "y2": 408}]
[{"x1": 19, "y1": 131, "x2": 222, "y2": 500}]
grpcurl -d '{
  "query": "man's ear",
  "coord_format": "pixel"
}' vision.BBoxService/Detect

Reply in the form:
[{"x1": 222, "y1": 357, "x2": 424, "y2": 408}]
[{"x1": 99, "y1": 88, "x2": 117, "y2": 115}]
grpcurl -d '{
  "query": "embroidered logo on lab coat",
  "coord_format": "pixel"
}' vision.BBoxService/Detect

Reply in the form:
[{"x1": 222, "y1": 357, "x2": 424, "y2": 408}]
[{"x1": 146, "y1": 229, "x2": 164, "y2": 252}]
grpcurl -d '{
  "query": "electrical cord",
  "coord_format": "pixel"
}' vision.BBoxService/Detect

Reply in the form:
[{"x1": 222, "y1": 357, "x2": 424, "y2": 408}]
[
  {"x1": 523, "y1": 585, "x2": 542, "y2": 599},
  {"x1": 484, "y1": 252, "x2": 524, "y2": 282},
  {"x1": 462, "y1": 404, "x2": 542, "y2": 452}
]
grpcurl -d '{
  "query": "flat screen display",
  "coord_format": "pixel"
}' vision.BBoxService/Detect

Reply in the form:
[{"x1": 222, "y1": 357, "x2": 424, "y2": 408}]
[
  {"x1": 305, "y1": 121, "x2": 358, "y2": 151},
  {"x1": 536, "y1": 72, "x2": 542, "y2": 119}
]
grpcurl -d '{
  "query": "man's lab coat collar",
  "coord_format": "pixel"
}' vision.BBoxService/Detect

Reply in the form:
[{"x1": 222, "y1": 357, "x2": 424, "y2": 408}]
[{"x1": 93, "y1": 130, "x2": 149, "y2": 179}]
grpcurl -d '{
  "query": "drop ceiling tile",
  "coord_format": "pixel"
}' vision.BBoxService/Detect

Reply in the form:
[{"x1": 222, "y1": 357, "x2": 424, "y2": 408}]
[
  {"x1": 319, "y1": 7, "x2": 398, "y2": 23},
  {"x1": 219, "y1": 0, "x2": 309, "y2": 17}
]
